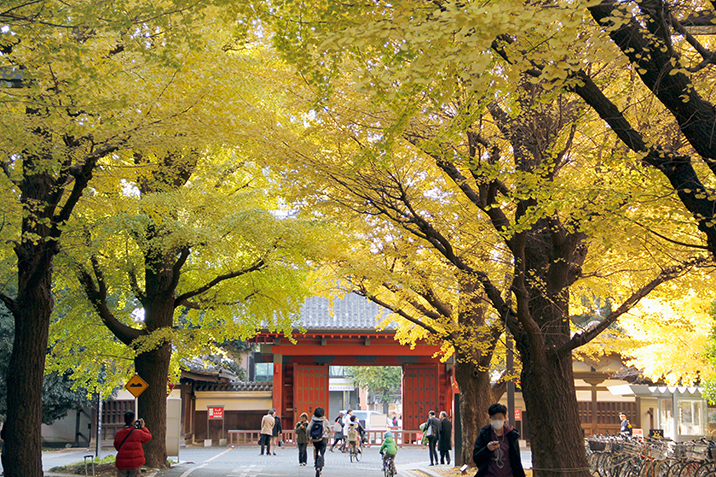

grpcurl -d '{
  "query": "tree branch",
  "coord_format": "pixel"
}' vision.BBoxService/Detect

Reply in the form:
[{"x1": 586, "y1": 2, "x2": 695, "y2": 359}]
[
  {"x1": 53, "y1": 145, "x2": 120, "y2": 230},
  {"x1": 128, "y1": 266, "x2": 146, "y2": 304},
  {"x1": 0, "y1": 292, "x2": 17, "y2": 315},
  {"x1": 173, "y1": 257, "x2": 266, "y2": 308},
  {"x1": 76, "y1": 258, "x2": 145, "y2": 346},
  {"x1": 380, "y1": 282, "x2": 446, "y2": 322},
  {"x1": 353, "y1": 285, "x2": 444, "y2": 337},
  {"x1": 557, "y1": 256, "x2": 711, "y2": 355},
  {"x1": 168, "y1": 246, "x2": 190, "y2": 293}
]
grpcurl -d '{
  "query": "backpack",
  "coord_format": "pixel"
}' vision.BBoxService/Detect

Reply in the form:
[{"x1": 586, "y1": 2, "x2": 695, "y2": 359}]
[{"x1": 310, "y1": 421, "x2": 324, "y2": 441}]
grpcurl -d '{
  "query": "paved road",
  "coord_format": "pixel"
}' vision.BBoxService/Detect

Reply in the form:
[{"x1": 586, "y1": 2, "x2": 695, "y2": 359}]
[
  {"x1": 0, "y1": 443, "x2": 531, "y2": 475},
  {"x1": 156, "y1": 446, "x2": 449, "y2": 477}
]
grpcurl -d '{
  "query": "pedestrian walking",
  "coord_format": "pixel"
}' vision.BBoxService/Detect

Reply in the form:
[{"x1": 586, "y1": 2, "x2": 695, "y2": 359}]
[
  {"x1": 113, "y1": 411, "x2": 152, "y2": 477},
  {"x1": 271, "y1": 414, "x2": 283, "y2": 455},
  {"x1": 295, "y1": 412, "x2": 309, "y2": 466},
  {"x1": 426, "y1": 410, "x2": 441, "y2": 466},
  {"x1": 473, "y1": 403, "x2": 526, "y2": 477},
  {"x1": 259, "y1": 409, "x2": 275, "y2": 456},
  {"x1": 308, "y1": 406, "x2": 331, "y2": 477},
  {"x1": 342, "y1": 409, "x2": 353, "y2": 437},
  {"x1": 619, "y1": 412, "x2": 633, "y2": 437},
  {"x1": 330, "y1": 412, "x2": 345, "y2": 452},
  {"x1": 439, "y1": 411, "x2": 452, "y2": 465}
]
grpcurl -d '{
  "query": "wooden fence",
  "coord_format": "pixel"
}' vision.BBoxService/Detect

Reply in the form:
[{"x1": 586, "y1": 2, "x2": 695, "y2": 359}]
[{"x1": 228, "y1": 429, "x2": 426, "y2": 447}]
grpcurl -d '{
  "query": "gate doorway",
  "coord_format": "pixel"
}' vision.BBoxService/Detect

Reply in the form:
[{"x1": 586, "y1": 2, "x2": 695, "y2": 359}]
[{"x1": 294, "y1": 364, "x2": 329, "y2": 424}]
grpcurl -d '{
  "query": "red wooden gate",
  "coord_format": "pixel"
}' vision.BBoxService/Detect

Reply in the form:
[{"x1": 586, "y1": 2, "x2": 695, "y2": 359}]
[
  {"x1": 402, "y1": 365, "x2": 438, "y2": 430},
  {"x1": 293, "y1": 364, "x2": 329, "y2": 424}
]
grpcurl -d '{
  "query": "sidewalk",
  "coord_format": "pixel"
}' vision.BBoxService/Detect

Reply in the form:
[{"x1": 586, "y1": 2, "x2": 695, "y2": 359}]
[{"x1": 399, "y1": 447, "x2": 532, "y2": 477}]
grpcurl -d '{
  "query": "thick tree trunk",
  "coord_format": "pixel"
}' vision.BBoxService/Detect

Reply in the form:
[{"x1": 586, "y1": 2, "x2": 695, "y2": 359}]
[
  {"x1": 519, "y1": 347, "x2": 589, "y2": 477},
  {"x1": 4, "y1": 257, "x2": 53, "y2": 477},
  {"x1": 135, "y1": 342, "x2": 171, "y2": 469},
  {"x1": 454, "y1": 358, "x2": 494, "y2": 467}
]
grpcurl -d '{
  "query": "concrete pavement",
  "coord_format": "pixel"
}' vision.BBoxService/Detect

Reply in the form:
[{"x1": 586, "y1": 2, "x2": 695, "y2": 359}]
[{"x1": 0, "y1": 443, "x2": 533, "y2": 475}]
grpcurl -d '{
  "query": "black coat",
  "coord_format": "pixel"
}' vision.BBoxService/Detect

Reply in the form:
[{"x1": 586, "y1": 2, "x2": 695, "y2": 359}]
[
  {"x1": 439, "y1": 418, "x2": 452, "y2": 451},
  {"x1": 272, "y1": 416, "x2": 282, "y2": 437},
  {"x1": 473, "y1": 424, "x2": 525, "y2": 477},
  {"x1": 427, "y1": 416, "x2": 441, "y2": 440}
]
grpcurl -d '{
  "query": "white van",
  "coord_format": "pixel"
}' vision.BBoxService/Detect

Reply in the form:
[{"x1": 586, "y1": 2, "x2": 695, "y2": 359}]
[{"x1": 341, "y1": 410, "x2": 387, "y2": 431}]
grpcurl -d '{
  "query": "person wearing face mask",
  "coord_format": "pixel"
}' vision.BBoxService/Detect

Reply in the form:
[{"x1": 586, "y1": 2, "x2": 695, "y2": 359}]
[{"x1": 473, "y1": 403, "x2": 525, "y2": 477}]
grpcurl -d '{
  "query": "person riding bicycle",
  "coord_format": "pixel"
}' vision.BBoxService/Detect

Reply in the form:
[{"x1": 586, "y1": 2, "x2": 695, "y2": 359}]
[
  {"x1": 380, "y1": 430, "x2": 398, "y2": 472},
  {"x1": 347, "y1": 415, "x2": 363, "y2": 453},
  {"x1": 307, "y1": 407, "x2": 331, "y2": 476}
]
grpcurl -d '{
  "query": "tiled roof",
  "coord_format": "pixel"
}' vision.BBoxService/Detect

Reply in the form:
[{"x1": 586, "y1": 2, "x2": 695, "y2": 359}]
[
  {"x1": 296, "y1": 293, "x2": 394, "y2": 331},
  {"x1": 193, "y1": 382, "x2": 272, "y2": 392}
]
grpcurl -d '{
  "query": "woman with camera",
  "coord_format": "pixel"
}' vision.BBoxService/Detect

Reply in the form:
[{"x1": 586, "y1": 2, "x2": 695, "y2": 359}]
[{"x1": 114, "y1": 411, "x2": 152, "y2": 477}]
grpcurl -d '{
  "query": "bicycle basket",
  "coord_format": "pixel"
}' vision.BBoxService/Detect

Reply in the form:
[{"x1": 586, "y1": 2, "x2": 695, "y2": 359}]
[{"x1": 589, "y1": 440, "x2": 607, "y2": 452}]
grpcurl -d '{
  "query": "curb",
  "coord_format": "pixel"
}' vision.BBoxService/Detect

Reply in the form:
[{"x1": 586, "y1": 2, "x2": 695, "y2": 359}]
[{"x1": 399, "y1": 465, "x2": 453, "y2": 477}]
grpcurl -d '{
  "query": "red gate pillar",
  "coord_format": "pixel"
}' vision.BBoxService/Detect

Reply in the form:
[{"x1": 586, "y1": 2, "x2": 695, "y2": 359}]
[{"x1": 272, "y1": 354, "x2": 283, "y2": 413}]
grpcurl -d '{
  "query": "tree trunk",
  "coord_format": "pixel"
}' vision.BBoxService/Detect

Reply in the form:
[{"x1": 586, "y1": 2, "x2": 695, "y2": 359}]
[
  {"x1": 454, "y1": 356, "x2": 500, "y2": 467},
  {"x1": 135, "y1": 341, "x2": 171, "y2": 469},
  {"x1": 518, "y1": 347, "x2": 589, "y2": 477},
  {"x1": 4, "y1": 256, "x2": 53, "y2": 477}
]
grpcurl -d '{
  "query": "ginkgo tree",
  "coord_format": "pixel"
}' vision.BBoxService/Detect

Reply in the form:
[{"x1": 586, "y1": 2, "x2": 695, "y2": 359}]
[
  {"x1": 53, "y1": 145, "x2": 331, "y2": 467},
  {"x1": 261, "y1": 5, "x2": 716, "y2": 477},
  {"x1": 45, "y1": 34, "x2": 338, "y2": 467},
  {"x1": 0, "y1": 1, "x2": 292, "y2": 473}
]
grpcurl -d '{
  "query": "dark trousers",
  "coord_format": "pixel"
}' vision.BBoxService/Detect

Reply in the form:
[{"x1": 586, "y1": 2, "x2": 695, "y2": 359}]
[
  {"x1": 313, "y1": 438, "x2": 327, "y2": 468},
  {"x1": 331, "y1": 433, "x2": 344, "y2": 449},
  {"x1": 428, "y1": 436, "x2": 439, "y2": 464},
  {"x1": 440, "y1": 449, "x2": 451, "y2": 464},
  {"x1": 260, "y1": 434, "x2": 271, "y2": 455},
  {"x1": 298, "y1": 442, "x2": 308, "y2": 464}
]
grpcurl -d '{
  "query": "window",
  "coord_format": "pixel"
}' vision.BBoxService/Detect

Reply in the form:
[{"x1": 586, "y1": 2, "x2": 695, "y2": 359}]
[
  {"x1": 678, "y1": 399, "x2": 704, "y2": 435},
  {"x1": 255, "y1": 362, "x2": 273, "y2": 382},
  {"x1": 329, "y1": 366, "x2": 353, "y2": 377}
]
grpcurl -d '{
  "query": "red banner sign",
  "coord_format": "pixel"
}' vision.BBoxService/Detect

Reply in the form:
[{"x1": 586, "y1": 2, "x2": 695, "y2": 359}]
[
  {"x1": 208, "y1": 407, "x2": 224, "y2": 420},
  {"x1": 515, "y1": 408, "x2": 522, "y2": 420}
]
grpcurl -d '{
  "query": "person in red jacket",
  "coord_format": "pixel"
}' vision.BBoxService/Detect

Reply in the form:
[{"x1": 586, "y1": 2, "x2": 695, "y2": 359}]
[{"x1": 114, "y1": 411, "x2": 152, "y2": 476}]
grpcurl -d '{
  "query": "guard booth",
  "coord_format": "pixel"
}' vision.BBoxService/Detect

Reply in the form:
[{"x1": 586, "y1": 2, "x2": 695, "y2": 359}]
[{"x1": 248, "y1": 293, "x2": 456, "y2": 432}]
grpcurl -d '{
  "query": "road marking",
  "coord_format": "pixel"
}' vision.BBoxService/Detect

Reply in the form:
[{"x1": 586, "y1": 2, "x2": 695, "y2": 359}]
[
  {"x1": 179, "y1": 463, "x2": 207, "y2": 477},
  {"x1": 205, "y1": 447, "x2": 234, "y2": 462},
  {"x1": 227, "y1": 463, "x2": 264, "y2": 477}
]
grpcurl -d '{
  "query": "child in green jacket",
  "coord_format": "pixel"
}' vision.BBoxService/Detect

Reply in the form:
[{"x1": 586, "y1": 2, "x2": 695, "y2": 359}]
[{"x1": 380, "y1": 431, "x2": 398, "y2": 471}]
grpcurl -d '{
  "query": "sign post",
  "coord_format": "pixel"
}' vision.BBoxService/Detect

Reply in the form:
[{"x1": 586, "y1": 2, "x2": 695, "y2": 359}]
[
  {"x1": 95, "y1": 393, "x2": 102, "y2": 458},
  {"x1": 208, "y1": 406, "x2": 225, "y2": 444},
  {"x1": 125, "y1": 375, "x2": 149, "y2": 398}
]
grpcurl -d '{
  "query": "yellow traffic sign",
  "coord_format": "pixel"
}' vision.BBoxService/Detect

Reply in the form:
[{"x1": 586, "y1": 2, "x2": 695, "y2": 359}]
[{"x1": 125, "y1": 374, "x2": 149, "y2": 398}]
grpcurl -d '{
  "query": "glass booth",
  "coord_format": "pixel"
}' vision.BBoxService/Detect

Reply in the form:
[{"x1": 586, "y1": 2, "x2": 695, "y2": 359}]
[{"x1": 608, "y1": 385, "x2": 707, "y2": 441}]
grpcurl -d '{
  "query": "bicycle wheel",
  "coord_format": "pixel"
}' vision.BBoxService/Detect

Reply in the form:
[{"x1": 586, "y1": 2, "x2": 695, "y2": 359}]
[
  {"x1": 696, "y1": 462, "x2": 716, "y2": 477},
  {"x1": 656, "y1": 460, "x2": 679, "y2": 477},
  {"x1": 355, "y1": 447, "x2": 362, "y2": 462},
  {"x1": 669, "y1": 462, "x2": 687, "y2": 477},
  {"x1": 680, "y1": 462, "x2": 702, "y2": 477}
]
